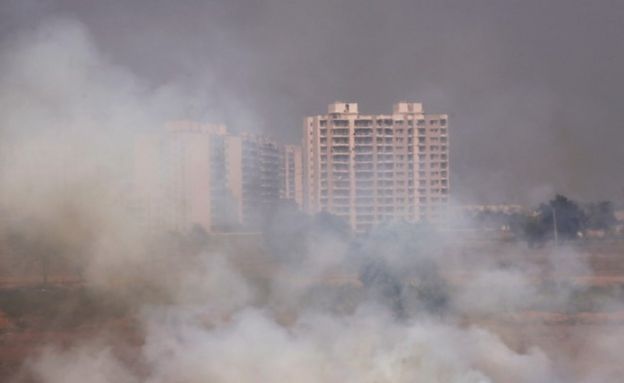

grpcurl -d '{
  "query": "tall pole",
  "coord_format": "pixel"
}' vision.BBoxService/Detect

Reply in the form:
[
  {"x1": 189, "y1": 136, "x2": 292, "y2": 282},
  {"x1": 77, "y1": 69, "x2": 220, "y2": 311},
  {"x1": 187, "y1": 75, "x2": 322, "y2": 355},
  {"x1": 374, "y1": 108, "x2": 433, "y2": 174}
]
[{"x1": 552, "y1": 203, "x2": 559, "y2": 247}]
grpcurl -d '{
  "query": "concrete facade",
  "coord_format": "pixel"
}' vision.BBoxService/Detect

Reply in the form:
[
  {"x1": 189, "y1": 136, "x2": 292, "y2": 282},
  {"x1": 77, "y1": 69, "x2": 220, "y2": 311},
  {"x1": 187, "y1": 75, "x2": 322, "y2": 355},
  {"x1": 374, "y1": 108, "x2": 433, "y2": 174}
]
[
  {"x1": 134, "y1": 122, "x2": 283, "y2": 232},
  {"x1": 303, "y1": 102, "x2": 449, "y2": 232},
  {"x1": 281, "y1": 144, "x2": 303, "y2": 209},
  {"x1": 225, "y1": 133, "x2": 282, "y2": 228}
]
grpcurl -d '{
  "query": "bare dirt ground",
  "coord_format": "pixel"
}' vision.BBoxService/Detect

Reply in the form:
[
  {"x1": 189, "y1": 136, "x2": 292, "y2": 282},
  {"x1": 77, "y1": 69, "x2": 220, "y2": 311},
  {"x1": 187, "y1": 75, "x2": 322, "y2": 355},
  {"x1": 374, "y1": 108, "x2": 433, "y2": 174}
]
[{"x1": 0, "y1": 238, "x2": 622, "y2": 381}]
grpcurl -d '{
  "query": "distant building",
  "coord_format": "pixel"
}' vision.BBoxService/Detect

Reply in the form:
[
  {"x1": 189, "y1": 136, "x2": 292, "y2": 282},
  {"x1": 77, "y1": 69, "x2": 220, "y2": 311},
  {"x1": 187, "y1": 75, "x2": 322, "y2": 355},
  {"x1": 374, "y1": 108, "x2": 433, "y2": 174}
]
[
  {"x1": 615, "y1": 209, "x2": 624, "y2": 236},
  {"x1": 225, "y1": 133, "x2": 282, "y2": 228},
  {"x1": 303, "y1": 102, "x2": 449, "y2": 232},
  {"x1": 462, "y1": 204, "x2": 525, "y2": 215},
  {"x1": 281, "y1": 144, "x2": 303, "y2": 209},
  {"x1": 133, "y1": 121, "x2": 229, "y2": 232},
  {"x1": 133, "y1": 122, "x2": 283, "y2": 233}
]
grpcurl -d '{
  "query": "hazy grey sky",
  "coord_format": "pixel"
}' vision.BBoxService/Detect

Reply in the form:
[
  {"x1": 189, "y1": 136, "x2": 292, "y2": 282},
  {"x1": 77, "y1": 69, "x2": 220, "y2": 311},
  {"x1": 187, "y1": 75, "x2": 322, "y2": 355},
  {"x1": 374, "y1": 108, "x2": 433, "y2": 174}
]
[{"x1": 1, "y1": 0, "x2": 623, "y2": 204}]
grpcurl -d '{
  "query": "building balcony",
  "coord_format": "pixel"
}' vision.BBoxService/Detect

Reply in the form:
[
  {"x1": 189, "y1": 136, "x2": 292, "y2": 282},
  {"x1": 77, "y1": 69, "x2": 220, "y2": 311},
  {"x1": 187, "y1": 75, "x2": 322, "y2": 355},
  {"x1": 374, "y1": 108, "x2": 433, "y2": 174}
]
[
  {"x1": 332, "y1": 138, "x2": 350, "y2": 144},
  {"x1": 332, "y1": 147, "x2": 350, "y2": 153},
  {"x1": 331, "y1": 120, "x2": 350, "y2": 127},
  {"x1": 332, "y1": 128, "x2": 350, "y2": 136},
  {"x1": 332, "y1": 155, "x2": 350, "y2": 162}
]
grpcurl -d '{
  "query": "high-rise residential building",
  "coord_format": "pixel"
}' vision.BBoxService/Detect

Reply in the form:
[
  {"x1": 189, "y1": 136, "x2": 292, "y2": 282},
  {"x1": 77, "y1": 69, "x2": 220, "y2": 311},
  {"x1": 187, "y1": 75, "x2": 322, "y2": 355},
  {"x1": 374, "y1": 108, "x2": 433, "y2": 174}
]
[
  {"x1": 281, "y1": 144, "x2": 303, "y2": 209},
  {"x1": 143, "y1": 121, "x2": 230, "y2": 232},
  {"x1": 133, "y1": 122, "x2": 283, "y2": 233},
  {"x1": 225, "y1": 133, "x2": 282, "y2": 228},
  {"x1": 303, "y1": 102, "x2": 449, "y2": 232}
]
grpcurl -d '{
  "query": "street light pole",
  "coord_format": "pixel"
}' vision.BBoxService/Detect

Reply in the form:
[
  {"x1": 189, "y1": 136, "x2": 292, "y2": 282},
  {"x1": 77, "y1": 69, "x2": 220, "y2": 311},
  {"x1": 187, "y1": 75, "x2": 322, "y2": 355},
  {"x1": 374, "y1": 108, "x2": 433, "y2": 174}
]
[{"x1": 552, "y1": 203, "x2": 559, "y2": 247}]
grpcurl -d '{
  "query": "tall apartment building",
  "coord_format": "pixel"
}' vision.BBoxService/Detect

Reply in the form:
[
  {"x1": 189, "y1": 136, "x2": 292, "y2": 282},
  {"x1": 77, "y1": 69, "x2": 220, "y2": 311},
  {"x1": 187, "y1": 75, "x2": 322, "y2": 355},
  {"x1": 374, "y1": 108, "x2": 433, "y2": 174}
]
[
  {"x1": 303, "y1": 102, "x2": 449, "y2": 232},
  {"x1": 281, "y1": 144, "x2": 304, "y2": 209},
  {"x1": 134, "y1": 122, "x2": 283, "y2": 233},
  {"x1": 225, "y1": 133, "x2": 282, "y2": 228},
  {"x1": 134, "y1": 121, "x2": 230, "y2": 232}
]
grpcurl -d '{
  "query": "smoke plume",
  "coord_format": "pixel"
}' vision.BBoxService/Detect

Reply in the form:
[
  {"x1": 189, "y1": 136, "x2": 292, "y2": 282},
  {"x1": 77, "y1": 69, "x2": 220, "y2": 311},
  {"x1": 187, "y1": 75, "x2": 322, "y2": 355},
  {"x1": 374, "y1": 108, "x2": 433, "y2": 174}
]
[{"x1": 0, "y1": 17, "x2": 623, "y2": 383}]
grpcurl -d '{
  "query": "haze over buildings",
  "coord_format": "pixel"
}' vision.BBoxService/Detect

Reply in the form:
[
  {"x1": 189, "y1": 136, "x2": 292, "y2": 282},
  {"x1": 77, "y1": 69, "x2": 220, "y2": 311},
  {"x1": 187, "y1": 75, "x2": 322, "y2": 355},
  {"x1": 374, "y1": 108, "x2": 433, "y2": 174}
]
[
  {"x1": 134, "y1": 121, "x2": 283, "y2": 232},
  {"x1": 281, "y1": 144, "x2": 303, "y2": 209},
  {"x1": 2, "y1": 1, "x2": 622, "y2": 204},
  {"x1": 304, "y1": 102, "x2": 449, "y2": 232},
  {"x1": 1, "y1": 5, "x2": 624, "y2": 383},
  {"x1": 137, "y1": 100, "x2": 450, "y2": 234}
]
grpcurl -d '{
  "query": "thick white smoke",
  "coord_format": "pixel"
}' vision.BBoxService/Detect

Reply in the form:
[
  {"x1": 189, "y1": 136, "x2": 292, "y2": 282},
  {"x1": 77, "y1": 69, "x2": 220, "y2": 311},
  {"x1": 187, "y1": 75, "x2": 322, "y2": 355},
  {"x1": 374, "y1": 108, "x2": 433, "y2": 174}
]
[
  {"x1": 21, "y1": 309, "x2": 553, "y2": 383},
  {"x1": 0, "y1": 17, "x2": 193, "y2": 292},
  {"x1": 1, "y1": 18, "x2": 623, "y2": 383}
]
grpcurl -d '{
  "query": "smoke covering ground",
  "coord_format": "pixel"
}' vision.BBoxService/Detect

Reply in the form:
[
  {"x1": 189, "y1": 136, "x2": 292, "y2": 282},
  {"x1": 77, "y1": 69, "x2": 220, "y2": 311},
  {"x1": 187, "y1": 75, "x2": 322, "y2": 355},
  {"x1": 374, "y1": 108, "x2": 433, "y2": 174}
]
[{"x1": 0, "y1": 18, "x2": 623, "y2": 383}]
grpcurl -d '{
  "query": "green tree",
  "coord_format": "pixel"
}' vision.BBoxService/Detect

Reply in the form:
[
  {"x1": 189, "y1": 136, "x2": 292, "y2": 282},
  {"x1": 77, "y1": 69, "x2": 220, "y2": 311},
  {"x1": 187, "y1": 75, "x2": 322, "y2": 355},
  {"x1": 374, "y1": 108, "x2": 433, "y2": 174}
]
[
  {"x1": 538, "y1": 194, "x2": 587, "y2": 241},
  {"x1": 521, "y1": 194, "x2": 588, "y2": 246}
]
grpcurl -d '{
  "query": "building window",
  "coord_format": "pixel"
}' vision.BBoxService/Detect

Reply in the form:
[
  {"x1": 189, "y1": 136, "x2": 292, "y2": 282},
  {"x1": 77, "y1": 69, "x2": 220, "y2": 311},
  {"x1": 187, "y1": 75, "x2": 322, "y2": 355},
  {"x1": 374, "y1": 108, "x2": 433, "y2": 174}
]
[{"x1": 333, "y1": 120, "x2": 349, "y2": 127}]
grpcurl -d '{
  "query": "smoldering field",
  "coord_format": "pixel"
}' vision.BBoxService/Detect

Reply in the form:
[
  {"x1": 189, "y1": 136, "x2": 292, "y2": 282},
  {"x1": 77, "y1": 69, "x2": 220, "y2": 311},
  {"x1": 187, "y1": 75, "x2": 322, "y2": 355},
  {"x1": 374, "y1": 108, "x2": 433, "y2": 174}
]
[{"x1": 1, "y1": 19, "x2": 624, "y2": 383}]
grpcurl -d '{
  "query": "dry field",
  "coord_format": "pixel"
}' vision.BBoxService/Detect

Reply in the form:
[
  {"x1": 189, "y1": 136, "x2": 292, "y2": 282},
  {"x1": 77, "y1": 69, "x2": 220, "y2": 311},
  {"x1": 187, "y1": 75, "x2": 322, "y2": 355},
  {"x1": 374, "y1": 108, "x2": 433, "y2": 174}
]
[{"x1": 0, "y1": 237, "x2": 622, "y2": 381}]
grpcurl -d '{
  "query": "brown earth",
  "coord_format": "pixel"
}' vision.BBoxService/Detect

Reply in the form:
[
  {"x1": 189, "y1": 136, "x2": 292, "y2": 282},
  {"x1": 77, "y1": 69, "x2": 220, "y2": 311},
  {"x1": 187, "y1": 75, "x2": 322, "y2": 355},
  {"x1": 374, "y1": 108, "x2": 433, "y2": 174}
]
[{"x1": 0, "y1": 237, "x2": 622, "y2": 381}]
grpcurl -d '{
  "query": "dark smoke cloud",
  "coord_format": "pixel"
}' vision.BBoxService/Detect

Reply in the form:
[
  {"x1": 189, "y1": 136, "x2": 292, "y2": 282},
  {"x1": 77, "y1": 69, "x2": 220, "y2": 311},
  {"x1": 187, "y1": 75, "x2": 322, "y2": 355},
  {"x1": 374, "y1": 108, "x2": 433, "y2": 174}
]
[{"x1": 2, "y1": 0, "x2": 623, "y2": 204}]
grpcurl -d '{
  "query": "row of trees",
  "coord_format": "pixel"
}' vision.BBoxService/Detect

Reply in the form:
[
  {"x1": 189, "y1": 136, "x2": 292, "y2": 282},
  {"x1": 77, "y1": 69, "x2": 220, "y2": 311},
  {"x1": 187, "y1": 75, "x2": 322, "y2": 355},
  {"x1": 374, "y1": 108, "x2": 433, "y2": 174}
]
[{"x1": 473, "y1": 195, "x2": 620, "y2": 246}]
